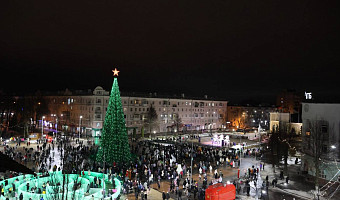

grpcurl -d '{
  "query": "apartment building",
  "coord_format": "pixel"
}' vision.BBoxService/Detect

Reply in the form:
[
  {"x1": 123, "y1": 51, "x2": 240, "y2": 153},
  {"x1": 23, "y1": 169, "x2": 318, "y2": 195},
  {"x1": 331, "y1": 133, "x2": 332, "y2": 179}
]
[{"x1": 44, "y1": 86, "x2": 228, "y2": 136}]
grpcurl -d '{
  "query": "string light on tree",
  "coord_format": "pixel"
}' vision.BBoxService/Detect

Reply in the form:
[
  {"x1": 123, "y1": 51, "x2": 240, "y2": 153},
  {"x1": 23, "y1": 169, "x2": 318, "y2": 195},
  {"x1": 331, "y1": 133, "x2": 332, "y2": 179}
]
[{"x1": 96, "y1": 68, "x2": 131, "y2": 165}]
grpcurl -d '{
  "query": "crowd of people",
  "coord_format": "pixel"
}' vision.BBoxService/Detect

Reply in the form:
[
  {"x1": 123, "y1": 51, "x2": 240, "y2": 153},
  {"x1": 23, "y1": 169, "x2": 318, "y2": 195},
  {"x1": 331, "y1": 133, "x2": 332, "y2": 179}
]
[{"x1": 0, "y1": 133, "x2": 268, "y2": 200}]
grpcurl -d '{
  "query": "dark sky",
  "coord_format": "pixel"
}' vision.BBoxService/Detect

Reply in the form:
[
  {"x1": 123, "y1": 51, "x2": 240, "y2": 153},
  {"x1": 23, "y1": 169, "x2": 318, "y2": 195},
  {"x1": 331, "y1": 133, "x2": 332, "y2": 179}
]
[{"x1": 1, "y1": 0, "x2": 339, "y2": 104}]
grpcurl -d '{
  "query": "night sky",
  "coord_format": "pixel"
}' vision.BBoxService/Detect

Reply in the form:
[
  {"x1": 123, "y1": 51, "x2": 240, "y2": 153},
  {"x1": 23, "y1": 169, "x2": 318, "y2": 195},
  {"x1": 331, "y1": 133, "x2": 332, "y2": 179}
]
[{"x1": 1, "y1": 0, "x2": 339, "y2": 104}]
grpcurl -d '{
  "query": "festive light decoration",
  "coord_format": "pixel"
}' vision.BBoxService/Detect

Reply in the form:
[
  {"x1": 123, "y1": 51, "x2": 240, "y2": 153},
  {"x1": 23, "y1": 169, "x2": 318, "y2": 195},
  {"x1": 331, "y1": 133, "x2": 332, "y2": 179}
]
[
  {"x1": 112, "y1": 68, "x2": 120, "y2": 76},
  {"x1": 96, "y1": 69, "x2": 131, "y2": 165},
  {"x1": 0, "y1": 171, "x2": 121, "y2": 200}
]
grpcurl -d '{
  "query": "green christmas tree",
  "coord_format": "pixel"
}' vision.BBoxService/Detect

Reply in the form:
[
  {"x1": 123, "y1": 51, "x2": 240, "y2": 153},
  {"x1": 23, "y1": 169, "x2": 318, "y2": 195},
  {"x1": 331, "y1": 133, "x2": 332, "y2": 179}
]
[{"x1": 96, "y1": 68, "x2": 131, "y2": 165}]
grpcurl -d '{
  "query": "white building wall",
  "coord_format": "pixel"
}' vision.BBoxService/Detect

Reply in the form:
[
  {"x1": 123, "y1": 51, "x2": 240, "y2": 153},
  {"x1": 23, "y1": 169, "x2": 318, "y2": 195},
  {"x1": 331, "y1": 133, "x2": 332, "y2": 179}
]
[
  {"x1": 269, "y1": 112, "x2": 290, "y2": 132},
  {"x1": 302, "y1": 103, "x2": 340, "y2": 148},
  {"x1": 301, "y1": 103, "x2": 340, "y2": 180}
]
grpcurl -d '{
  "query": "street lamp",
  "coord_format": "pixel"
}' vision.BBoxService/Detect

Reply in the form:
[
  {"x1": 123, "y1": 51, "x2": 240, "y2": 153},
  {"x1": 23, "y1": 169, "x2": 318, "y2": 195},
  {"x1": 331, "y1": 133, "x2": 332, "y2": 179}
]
[
  {"x1": 41, "y1": 116, "x2": 45, "y2": 139},
  {"x1": 51, "y1": 114, "x2": 57, "y2": 137},
  {"x1": 79, "y1": 115, "x2": 83, "y2": 140},
  {"x1": 190, "y1": 132, "x2": 194, "y2": 187},
  {"x1": 55, "y1": 116, "x2": 58, "y2": 138}
]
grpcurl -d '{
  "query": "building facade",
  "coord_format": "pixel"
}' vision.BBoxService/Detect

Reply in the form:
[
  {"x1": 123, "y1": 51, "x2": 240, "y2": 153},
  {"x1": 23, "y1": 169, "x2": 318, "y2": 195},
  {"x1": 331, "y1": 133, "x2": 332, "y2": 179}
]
[
  {"x1": 44, "y1": 86, "x2": 228, "y2": 136},
  {"x1": 276, "y1": 89, "x2": 302, "y2": 114},
  {"x1": 301, "y1": 103, "x2": 340, "y2": 180},
  {"x1": 269, "y1": 112, "x2": 302, "y2": 134},
  {"x1": 227, "y1": 105, "x2": 277, "y2": 131}
]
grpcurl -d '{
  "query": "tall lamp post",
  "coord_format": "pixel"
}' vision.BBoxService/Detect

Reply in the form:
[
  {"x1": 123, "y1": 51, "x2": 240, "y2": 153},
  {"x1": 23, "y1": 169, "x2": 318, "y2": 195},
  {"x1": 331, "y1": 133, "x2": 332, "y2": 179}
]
[
  {"x1": 41, "y1": 116, "x2": 45, "y2": 139},
  {"x1": 51, "y1": 114, "x2": 57, "y2": 137},
  {"x1": 190, "y1": 134, "x2": 193, "y2": 187},
  {"x1": 79, "y1": 115, "x2": 83, "y2": 140},
  {"x1": 55, "y1": 116, "x2": 58, "y2": 138}
]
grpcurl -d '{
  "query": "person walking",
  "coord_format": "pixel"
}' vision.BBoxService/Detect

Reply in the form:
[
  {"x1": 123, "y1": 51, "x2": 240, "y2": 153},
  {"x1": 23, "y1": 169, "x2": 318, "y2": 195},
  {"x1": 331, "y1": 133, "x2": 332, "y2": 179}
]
[
  {"x1": 162, "y1": 191, "x2": 166, "y2": 200},
  {"x1": 286, "y1": 175, "x2": 289, "y2": 184}
]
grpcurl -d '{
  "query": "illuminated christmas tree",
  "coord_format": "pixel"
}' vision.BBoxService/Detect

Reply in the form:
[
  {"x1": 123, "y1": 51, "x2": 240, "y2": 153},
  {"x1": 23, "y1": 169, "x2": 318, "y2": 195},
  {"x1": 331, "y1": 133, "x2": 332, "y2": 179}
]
[{"x1": 96, "y1": 68, "x2": 131, "y2": 165}]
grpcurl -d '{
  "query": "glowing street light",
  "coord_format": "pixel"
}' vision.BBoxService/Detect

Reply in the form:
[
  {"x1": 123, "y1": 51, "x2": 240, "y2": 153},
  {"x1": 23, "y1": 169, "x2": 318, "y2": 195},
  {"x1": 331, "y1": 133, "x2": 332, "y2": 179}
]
[
  {"x1": 331, "y1": 145, "x2": 336, "y2": 149},
  {"x1": 79, "y1": 115, "x2": 83, "y2": 140},
  {"x1": 41, "y1": 116, "x2": 45, "y2": 139}
]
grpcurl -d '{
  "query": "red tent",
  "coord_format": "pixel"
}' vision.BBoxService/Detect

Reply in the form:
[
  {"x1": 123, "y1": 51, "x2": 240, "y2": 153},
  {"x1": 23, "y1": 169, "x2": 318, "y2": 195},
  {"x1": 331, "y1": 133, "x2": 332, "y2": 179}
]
[{"x1": 205, "y1": 183, "x2": 236, "y2": 200}]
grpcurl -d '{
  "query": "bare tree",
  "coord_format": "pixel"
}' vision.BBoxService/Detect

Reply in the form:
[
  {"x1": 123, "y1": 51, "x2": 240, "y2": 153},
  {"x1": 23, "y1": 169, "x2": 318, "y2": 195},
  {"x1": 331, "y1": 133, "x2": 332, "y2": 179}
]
[
  {"x1": 144, "y1": 105, "x2": 158, "y2": 134},
  {"x1": 173, "y1": 113, "x2": 183, "y2": 132},
  {"x1": 303, "y1": 118, "x2": 330, "y2": 197},
  {"x1": 269, "y1": 122, "x2": 290, "y2": 173}
]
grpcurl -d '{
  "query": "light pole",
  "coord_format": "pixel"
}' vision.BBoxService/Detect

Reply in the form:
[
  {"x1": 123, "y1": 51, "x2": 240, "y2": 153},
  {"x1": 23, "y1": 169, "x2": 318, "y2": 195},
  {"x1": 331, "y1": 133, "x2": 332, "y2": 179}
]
[
  {"x1": 190, "y1": 132, "x2": 193, "y2": 187},
  {"x1": 79, "y1": 115, "x2": 82, "y2": 140},
  {"x1": 60, "y1": 114, "x2": 64, "y2": 133},
  {"x1": 55, "y1": 116, "x2": 58, "y2": 138},
  {"x1": 51, "y1": 114, "x2": 57, "y2": 137},
  {"x1": 103, "y1": 152, "x2": 106, "y2": 198},
  {"x1": 239, "y1": 134, "x2": 242, "y2": 166},
  {"x1": 41, "y1": 116, "x2": 45, "y2": 139}
]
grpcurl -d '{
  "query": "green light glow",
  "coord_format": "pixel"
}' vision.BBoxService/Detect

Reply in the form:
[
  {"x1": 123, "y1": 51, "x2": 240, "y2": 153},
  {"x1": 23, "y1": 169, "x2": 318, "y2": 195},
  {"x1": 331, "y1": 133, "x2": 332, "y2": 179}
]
[
  {"x1": 96, "y1": 77, "x2": 131, "y2": 165},
  {"x1": 0, "y1": 171, "x2": 121, "y2": 200}
]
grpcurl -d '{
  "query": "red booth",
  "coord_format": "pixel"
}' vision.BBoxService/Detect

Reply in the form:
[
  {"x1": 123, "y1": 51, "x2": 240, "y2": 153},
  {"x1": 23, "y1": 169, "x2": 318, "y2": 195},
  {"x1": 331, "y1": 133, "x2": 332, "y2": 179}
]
[{"x1": 205, "y1": 183, "x2": 236, "y2": 200}]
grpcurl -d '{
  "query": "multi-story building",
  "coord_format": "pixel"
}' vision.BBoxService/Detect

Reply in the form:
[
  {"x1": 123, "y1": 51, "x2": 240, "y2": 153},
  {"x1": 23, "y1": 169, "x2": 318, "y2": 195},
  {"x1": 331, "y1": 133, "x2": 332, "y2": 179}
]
[
  {"x1": 276, "y1": 89, "x2": 302, "y2": 114},
  {"x1": 227, "y1": 104, "x2": 276, "y2": 130},
  {"x1": 301, "y1": 103, "x2": 340, "y2": 180},
  {"x1": 269, "y1": 112, "x2": 302, "y2": 134},
  {"x1": 44, "y1": 86, "x2": 228, "y2": 136}
]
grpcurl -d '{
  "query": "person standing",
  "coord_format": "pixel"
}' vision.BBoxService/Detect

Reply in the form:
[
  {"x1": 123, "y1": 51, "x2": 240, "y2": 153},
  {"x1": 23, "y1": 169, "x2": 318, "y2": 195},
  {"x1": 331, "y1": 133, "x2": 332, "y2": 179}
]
[
  {"x1": 141, "y1": 191, "x2": 144, "y2": 200},
  {"x1": 19, "y1": 193, "x2": 23, "y2": 200},
  {"x1": 144, "y1": 191, "x2": 147, "y2": 200},
  {"x1": 157, "y1": 179, "x2": 160, "y2": 189},
  {"x1": 162, "y1": 191, "x2": 166, "y2": 200},
  {"x1": 178, "y1": 189, "x2": 182, "y2": 200},
  {"x1": 280, "y1": 170, "x2": 284, "y2": 180}
]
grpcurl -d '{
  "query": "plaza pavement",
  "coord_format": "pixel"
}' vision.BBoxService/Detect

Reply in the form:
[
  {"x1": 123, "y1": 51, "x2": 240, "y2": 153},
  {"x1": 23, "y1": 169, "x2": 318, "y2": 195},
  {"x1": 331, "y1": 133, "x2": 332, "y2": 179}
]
[
  {"x1": 2, "y1": 137, "x2": 340, "y2": 200},
  {"x1": 121, "y1": 136, "x2": 340, "y2": 200}
]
